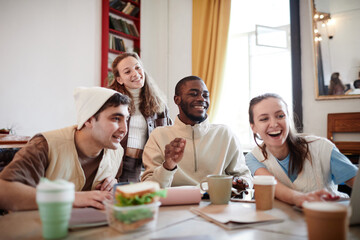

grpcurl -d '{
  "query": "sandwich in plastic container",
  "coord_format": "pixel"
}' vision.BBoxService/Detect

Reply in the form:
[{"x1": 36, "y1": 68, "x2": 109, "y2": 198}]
[{"x1": 104, "y1": 181, "x2": 166, "y2": 233}]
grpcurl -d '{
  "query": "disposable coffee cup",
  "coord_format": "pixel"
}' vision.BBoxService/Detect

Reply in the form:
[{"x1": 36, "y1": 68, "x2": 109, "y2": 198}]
[
  {"x1": 36, "y1": 178, "x2": 75, "y2": 239},
  {"x1": 303, "y1": 202, "x2": 350, "y2": 240},
  {"x1": 200, "y1": 175, "x2": 232, "y2": 204},
  {"x1": 253, "y1": 175, "x2": 276, "y2": 210}
]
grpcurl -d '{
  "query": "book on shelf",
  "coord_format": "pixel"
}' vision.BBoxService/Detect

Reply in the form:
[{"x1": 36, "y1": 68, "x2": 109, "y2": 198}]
[
  {"x1": 121, "y1": 2, "x2": 132, "y2": 14},
  {"x1": 126, "y1": 22, "x2": 135, "y2": 36},
  {"x1": 109, "y1": 0, "x2": 126, "y2": 11},
  {"x1": 190, "y1": 203, "x2": 283, "y2": 230},
  {"x1": 118, "y1": 38, "x2": 125, "y2": 52},
  {"x1": 120, "y1": 38, "x2": 125, "y2": 52},
  {"x1": 112, "y1": 0, "x2": 139, "y2": 17},
  {"x1": 118, "y1": 18, "x2": 130, "y2": 35},
  {"x1": 110, "y1": 35, "x2": 116, "y2": 50},
  {"x1": 109, "y1": 35, "x2": 126, "y2": 52},
  {"x1": 128, "y1": 23, "x2": 139, "y2": 37},
  {"x1": 115, "y1": 38, "x2": 121, "y2": 51},
  {"x1": 103, "y1": 0, "x2": 141, "y2": 87},
  {"x1": 109, "y1": 16, "x2": 123, "y2": 32},
  {"x1": 129, "y1": 6, "x2": 140, "y2": 17},
  {"x1": 109, "y1": 16, "x2": 115, "y2": 30},
  {"x1": 109, "y1": 15, "x2": 139, "y2": 38},
  {"x1": 109, "y1": 35, "x2": 113, "y2": 49},
  {"x1": 109, "y1": 0, "x2": 120, "y2": 9},
  {"x1": 125, "y1": 21, "x2": 135, "y2": 36},
  {"x1": 128, "y1": 24, "x2": 139, "y2": 37},
  {"x1": 116, "y1": 18, "x2": 125, "y2": 32},
  {"x1": 124, "y1": 4, "x2": 135, "y2": 15}
]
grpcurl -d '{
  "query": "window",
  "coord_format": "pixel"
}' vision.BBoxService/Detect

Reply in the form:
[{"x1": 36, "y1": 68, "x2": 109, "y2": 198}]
[{"x1": 213, "y1": 0, "x2": 293, "y2": 151}]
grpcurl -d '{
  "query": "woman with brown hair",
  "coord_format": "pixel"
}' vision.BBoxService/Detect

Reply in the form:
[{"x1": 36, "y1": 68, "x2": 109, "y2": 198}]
[
  {"x1": 328, "y1": 72, "x2": 345, "y2": 95},
  {"x1": 109, "y1": 52, "x2": 172, "y2": 182},
  {"x1": 245, "y1": 93, "x2": 357, "y2": 207}
]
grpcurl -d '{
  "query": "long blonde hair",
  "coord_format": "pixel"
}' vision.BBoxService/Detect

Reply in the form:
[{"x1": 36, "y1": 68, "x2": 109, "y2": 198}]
[{"x1": 108, "y1": 53, "x2": 166, "y2": 117}]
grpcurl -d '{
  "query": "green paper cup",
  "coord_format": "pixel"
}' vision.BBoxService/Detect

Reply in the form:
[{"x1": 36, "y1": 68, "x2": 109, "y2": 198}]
[{"x1": 36, "y1": 179, "x2": 75, "y2": 239}]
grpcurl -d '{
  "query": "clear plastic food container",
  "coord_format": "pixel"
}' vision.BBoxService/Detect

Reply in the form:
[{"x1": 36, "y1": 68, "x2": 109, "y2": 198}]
[{"x1": 104, "y1": 200, "x2": 161, "y2": 233}]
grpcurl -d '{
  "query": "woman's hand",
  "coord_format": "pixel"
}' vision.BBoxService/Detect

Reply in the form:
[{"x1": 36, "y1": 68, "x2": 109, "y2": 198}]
[{"x1": 294, "y1": 189, "x2": 340, "y2": 207}]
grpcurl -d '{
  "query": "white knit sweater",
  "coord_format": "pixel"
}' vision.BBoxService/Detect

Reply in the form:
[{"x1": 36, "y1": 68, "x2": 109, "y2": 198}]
[
  {"x1": 251, "y1": 136, "x2": 349, "y2": 197},
  {"x1": 127, "y1": 88, "x2": 147, "y2": 149}
]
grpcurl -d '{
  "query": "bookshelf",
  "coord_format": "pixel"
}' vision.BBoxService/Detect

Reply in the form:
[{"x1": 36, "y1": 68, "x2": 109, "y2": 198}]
[{"x1": 101, "y1": 0, "x2": 141, "y2": 87}]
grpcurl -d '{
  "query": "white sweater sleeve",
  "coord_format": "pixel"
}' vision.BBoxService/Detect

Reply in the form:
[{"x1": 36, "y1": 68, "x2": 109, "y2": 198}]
[
  {"x1": 225, "y1": 131, "x2": 253, "y2": 188},
  {"x1": 141, "y1": 131, "x2": 177, "y2": 188}
]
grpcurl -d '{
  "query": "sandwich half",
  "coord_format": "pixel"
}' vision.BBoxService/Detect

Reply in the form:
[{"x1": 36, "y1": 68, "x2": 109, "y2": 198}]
[
  {"x1": 110, "y1": 181, "x2": 166, "y2": 232},
  {"x1": 115, "y1": 181, "x2": 165, "y2": 206}
]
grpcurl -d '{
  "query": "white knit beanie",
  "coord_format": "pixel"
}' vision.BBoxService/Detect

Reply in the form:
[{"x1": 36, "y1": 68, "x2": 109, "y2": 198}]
[{"x1": 74, "y1": 86, "x2": 118, "y2": 130}]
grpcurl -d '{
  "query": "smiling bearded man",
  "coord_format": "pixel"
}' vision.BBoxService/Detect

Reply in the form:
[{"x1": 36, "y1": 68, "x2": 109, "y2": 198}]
[{"x1": 141, "y1": 76, "x2": 253, "y2": 192}]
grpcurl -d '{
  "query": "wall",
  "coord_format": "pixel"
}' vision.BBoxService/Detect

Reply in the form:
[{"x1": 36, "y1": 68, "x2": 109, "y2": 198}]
[
  {"x1": 0, "y1": 0, "x2": 357, "y2": 140},
  {"x1": 0, "y1": 0, "x2": 101, "y2": 136},
  {"x1": 0, "y1": 0, "x2": 191, "y2": 137},
  {"x1": 300, "y1": 0, "x2": 359, "y2": 137},
  {"x1": 141, "y1": 0, "x2": 192, "y2": 120}
]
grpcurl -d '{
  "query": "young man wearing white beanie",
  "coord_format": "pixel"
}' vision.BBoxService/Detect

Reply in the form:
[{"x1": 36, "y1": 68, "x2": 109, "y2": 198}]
[{"x1": 0, "y1": 87, "x2": 130, "y2": 211}]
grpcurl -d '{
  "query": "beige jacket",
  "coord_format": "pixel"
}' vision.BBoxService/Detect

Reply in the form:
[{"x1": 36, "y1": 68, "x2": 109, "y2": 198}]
[{"x1": 42, "y1": 125, "x2": 123, "y2": 191}]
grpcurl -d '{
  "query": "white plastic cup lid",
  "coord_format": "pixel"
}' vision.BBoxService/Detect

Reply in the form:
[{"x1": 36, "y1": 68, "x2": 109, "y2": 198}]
[
  {"x1": 253, "y1": 175, "x2": 277, "y2": 185},
  {"x1": 36, "y1": 178, "x2": 75, "y2": 203},
  {"x1": 303, "y1": 201, "x2": 348, "y2": 212}
]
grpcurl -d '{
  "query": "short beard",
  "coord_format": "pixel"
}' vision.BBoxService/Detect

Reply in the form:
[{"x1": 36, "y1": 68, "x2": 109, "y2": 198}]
[{"x1": 180, "y1": 101, "x2": 207, "y2": 123}]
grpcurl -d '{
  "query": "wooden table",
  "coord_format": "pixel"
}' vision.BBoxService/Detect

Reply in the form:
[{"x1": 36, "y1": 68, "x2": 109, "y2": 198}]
[
  {"x1": 1, "y1": 200, "x2": 360, "y2": 240},
  {"x1": 0, "y1": 134, "x2": 30, "y2": 148},
  {"x1": 0, "y1": 134, "x2": 31, "y2": 172}
]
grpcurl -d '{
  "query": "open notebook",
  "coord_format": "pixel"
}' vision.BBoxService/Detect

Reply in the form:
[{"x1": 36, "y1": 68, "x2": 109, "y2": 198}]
[
  {"x1": 190, "y1": 202, "x2": 283, "y2": 230},
  {"x1": 68, "y1": 208, "x2": 108, "y2": 230}
]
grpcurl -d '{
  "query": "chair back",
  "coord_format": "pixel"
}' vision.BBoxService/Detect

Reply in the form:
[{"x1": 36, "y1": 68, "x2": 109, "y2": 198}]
[{"x1": 327, "y1": 112, "x2": 360, "y2": 155}]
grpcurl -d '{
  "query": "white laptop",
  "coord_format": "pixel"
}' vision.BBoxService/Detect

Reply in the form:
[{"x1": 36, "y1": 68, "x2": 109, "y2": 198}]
[{"x1": 349, "y1": 167, "x2": 360, "y2": 226}]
